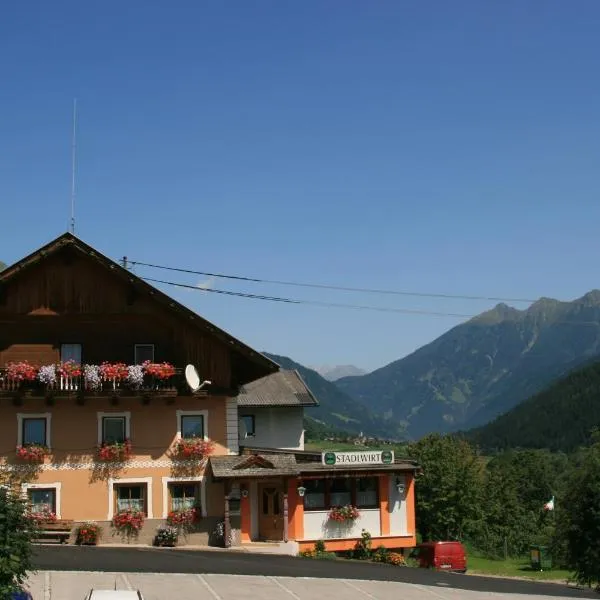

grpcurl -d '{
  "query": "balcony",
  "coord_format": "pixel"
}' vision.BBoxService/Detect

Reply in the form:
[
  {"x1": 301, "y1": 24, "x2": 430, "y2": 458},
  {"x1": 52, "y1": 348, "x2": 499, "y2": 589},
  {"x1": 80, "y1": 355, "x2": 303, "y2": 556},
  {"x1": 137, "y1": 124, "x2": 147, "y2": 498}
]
[{"x1": 0, "y1": 361, "x2": 183, "y2": 400}]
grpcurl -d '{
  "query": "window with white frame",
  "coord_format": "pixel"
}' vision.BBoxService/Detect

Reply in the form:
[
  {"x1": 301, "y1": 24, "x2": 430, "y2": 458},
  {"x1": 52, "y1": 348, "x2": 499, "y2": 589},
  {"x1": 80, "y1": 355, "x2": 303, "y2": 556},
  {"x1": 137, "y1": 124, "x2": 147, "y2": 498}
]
[
  {"x1": 134, "y1": 344, "x2": 154, "y2": 365},
  {"x1": 114, "y1": 483, "x2": 146, "y2": 514},
  {"x1": 176, "y1": 410, "x2": 208, "y2": 441},
  {"x1": 17, "y1": 413, "x2": 51, "y2": 448},
  {"x1": 28, "y1": 488, "x2": 56, "y2": 513},
  {"x1": 169, "y1": 482, "x2": 200, "y2": 511}
]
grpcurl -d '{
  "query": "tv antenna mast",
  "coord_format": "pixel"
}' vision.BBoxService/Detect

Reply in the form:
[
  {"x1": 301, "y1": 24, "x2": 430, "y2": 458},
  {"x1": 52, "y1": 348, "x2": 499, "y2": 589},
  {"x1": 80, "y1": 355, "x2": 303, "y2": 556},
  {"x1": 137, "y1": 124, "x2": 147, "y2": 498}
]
[{"x1": 70, "y1": 98, "x2": 77, "y2": 234}]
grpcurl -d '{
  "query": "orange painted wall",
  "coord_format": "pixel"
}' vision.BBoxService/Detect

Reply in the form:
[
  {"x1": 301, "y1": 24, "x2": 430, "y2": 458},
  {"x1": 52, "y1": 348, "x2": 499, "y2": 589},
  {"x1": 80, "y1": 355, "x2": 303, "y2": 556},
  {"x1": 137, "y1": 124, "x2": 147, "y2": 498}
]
[
  {"x1": 405, "y1": 473, "x2": 416, "y2": 535},
  {"x1": 0, "y1": 395, "x2": 230, "y2": 521},
  {"x1": 378, "y1": 474, "x2": 390, "y2": 536},
  {"x1": 287, "y1": 478, "x2": 303, "y2": 540}
]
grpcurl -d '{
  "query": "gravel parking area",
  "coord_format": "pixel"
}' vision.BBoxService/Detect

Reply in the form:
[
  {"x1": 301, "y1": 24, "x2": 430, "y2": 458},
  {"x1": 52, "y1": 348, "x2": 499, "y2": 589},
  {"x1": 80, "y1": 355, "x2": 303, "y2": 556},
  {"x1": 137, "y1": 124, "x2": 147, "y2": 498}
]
[{"x1": 23, "y1": 571, "x2": 593, "y2": 600}]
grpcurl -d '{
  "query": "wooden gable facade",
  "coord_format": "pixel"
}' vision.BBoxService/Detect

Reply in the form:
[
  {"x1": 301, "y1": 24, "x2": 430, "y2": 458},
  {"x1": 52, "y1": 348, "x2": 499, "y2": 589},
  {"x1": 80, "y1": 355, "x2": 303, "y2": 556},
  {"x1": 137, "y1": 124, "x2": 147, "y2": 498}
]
[{"x1": 0, "y1": 233, "x2": 277, "y2": 391}]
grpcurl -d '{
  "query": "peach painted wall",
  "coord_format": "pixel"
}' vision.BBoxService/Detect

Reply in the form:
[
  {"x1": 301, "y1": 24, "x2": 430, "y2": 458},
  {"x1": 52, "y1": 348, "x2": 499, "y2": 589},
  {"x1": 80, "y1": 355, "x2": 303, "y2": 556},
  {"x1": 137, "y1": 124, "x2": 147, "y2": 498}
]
[{"x1": 0, "y1": 395, "x2": 231, "y2": 521}]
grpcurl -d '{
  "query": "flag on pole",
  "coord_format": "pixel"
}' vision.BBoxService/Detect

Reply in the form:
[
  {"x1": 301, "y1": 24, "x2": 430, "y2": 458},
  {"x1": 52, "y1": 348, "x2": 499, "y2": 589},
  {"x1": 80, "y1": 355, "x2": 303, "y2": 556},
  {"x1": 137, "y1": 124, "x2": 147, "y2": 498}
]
[{"x1": 543, "y1": 496, "x2": 555, "y2": 511}]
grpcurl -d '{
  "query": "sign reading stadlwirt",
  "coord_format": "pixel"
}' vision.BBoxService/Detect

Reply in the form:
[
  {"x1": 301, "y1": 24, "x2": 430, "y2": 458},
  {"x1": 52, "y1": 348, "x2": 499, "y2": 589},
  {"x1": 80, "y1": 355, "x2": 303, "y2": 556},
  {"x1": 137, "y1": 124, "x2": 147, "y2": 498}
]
[{"x1": 321, "y1": 450, "x2": 394, "y2": 466}]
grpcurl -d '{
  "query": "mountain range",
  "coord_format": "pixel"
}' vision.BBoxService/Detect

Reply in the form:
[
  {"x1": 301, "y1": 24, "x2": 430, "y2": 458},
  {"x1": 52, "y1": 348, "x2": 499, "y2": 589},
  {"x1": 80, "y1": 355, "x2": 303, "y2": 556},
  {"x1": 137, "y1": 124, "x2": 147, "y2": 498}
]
[
  {"x1": 310, "y1": 364, "x2": 367, "y2": 381},
  {"x1": 270, "y1": 290, "x2": 600, "y2": 440}
]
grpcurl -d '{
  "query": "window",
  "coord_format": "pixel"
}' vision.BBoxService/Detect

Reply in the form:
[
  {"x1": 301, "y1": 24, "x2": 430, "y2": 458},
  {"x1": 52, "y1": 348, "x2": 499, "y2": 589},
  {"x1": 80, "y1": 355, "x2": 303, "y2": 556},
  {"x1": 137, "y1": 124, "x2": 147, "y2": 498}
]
[
  {"x1": 169, "y1": 483, "x2": 199, "y2": 511},
  {"x1": 356, "y1": 477, "x2": 379, "y2": 508},
  {"x1": 181, "y1": 415, "x2": 204, "y2": 439},
  {"x1": 17, "y1": 413, "x2": 51, "y2": 449},
  {"x1": 240, "y1": 415, "x2": 255, "y2": 438},
  {"x1": 304, "y1": 479, "x2": 326, "y2": 510},
  {"x1": 28, "y1": 488, "x2": 56, "y2": 514},
  {"x1": 22, "y1": 418, "x2": 47, "y2": 446},
  {"x1": 330, "y1": 478, "x2": 352, "y2": 507},
  {"x1": 61, "y1": 343, "x2": 82, "y2": 364},
  {"x1": 103, "y1": 417, "x2": 126, "y2": 444},
  {"x1": 134, "y1": 344, "x2": 154, "y2": 365},
  {"x1": 302, "y1": 477, "x2": 381, "y2": 511},
  {"x1": 115, "y1": 484, "x2": 146, "y2": 514}
]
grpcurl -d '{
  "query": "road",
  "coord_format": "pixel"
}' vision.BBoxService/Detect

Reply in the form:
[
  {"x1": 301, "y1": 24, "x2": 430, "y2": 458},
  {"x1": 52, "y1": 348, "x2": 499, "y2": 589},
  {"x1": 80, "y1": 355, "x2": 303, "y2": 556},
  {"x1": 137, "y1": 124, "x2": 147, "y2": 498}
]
[{"x1": 31, "y1": 546, "x2": 598, "y2": 598}]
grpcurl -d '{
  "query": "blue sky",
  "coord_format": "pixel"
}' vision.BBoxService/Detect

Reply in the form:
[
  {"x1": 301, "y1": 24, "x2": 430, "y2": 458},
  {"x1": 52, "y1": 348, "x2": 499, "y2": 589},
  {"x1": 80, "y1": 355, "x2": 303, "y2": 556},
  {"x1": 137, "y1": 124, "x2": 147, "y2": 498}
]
[{"x1": 2, "y1": 1, "x2": 600, "y2": 371}]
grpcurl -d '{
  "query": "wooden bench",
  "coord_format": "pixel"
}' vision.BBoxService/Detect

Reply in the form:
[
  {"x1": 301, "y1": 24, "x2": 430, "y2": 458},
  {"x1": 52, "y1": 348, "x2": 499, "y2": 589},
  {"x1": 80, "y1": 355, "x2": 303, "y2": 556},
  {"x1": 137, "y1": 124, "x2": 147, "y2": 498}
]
[{"x1": 35, "y1": 520, "x2": 74, "y2": 544}]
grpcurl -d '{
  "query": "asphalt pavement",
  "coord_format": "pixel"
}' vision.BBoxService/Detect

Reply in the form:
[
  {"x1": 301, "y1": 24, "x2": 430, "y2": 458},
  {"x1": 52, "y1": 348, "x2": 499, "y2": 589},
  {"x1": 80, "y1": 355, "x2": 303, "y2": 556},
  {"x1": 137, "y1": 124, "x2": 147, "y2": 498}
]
[{"x1": 31, "y1": 546, "x2": 599, "y2": 598}]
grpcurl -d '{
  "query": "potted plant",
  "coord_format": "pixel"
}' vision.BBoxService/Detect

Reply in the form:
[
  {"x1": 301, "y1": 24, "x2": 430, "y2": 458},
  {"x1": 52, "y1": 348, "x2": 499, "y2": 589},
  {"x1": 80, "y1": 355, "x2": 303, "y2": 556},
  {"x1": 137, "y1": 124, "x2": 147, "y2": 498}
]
[
  {"x1": 112, "y1": 510, "x2": 144, "y2": 538},
  {"x1": 154, "y1": 526, "x2": 178, "y2": 547},
  {"x1": 15, "y1": 444, "x2": 49, "y2": 462},
  {"x1": 99, "y1": 362, "x2": 129, "y2": 389},
  {"x1": 328, "y1": 505, "x2": 360, "y2": 523},
  {"x1": 174, "y1": 438, "x2": 214, "y2": 460},
  {"x1": 75, "y1": 521, "x2": 102, "y2": 545},
  {"x1": 29, "y1": 507, "x2": 57, "y2": 525},
  {"x1": 97, "y1": 439, "x2": 132, "y2": 461}
]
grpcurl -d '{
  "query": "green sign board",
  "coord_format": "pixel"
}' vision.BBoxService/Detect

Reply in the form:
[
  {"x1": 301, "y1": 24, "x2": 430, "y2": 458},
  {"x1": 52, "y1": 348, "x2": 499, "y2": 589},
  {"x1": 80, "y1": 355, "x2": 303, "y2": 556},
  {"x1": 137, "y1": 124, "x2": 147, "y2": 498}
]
[{"x1": 321, "y1": 450, "x2": 395, "y2": 466}]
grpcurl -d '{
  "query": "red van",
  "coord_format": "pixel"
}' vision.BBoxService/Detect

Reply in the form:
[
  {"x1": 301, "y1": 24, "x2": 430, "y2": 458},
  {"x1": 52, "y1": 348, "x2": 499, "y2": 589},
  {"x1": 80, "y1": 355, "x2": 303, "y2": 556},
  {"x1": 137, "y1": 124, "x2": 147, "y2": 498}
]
[{"x1": 411, "y1": 541, "x2": 467, "y2": 573}]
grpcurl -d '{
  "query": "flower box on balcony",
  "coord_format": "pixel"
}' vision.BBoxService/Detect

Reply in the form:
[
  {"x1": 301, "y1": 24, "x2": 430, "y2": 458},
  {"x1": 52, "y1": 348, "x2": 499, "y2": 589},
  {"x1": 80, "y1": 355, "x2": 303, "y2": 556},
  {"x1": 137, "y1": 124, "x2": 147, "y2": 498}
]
[
  {"x1": 174, "y1": 438, "x2": 215, "y2": 460},
  {"x1": 16, "y1": 444, "x2": 49, "y2": 462},
  {"x1": 97, "y1": 440, "x2": 132, "y2": 462}
]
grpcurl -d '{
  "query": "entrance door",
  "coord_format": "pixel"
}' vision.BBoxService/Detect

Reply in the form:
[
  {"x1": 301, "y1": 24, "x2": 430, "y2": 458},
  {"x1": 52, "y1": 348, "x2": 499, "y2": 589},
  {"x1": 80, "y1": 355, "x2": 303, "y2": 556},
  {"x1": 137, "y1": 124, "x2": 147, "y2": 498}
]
[{"x1": 258, "y1": 483, "x2": 284, "y2": 541}]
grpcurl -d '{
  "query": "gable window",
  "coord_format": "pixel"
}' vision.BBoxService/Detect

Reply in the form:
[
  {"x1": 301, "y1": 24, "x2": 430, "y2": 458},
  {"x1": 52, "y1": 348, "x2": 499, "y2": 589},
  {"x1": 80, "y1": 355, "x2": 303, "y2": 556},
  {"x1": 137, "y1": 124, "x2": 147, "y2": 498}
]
[
  {"x1": 61, "y1": 343, "x2": 82, "y2": 364},
  {"x1": 115, "y1": 483, "x2": 146, "y2": 514},
  {"x1": 240, "y1": 415, "x2": 255, "y2": 438},
  {"x1": 17, "y1": 413, "x2": 51, "y2": 449},
  {"x1": 181, "y1": 415, "x2": 204, "y2": 439},
  {"x1": 97, "y1": 412, "x2": 131, "y2": 445},
  {"x1": 134, "y1": 344, "x2": 154, "y2": 365}
]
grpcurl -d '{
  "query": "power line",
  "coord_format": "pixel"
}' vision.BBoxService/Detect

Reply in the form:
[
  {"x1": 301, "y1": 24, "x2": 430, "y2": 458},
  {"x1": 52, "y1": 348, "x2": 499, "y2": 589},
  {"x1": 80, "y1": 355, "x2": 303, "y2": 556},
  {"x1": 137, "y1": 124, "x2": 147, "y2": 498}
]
[
  {"x1": 141, "y1": 277, "x2": 475, "y2": 318},
  {"x1": 130, "y1": 260, "x2": 538, "y2": 304}
]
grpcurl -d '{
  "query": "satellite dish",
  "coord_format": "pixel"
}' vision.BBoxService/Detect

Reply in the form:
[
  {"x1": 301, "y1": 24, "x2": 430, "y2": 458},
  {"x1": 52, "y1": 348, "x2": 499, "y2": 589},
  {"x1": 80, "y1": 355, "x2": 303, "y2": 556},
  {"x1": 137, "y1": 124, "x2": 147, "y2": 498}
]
[
  {"x1": 185, "y1": 364, "x2": 212, "y2": 392},
  {"x1": 185, "y1": 364, "x2": 201, "y2": 392}
]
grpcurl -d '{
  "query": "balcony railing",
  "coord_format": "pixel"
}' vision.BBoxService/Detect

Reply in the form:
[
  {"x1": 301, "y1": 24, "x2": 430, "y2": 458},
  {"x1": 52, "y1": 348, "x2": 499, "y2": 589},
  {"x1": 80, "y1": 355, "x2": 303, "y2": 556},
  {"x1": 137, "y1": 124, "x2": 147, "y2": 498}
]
[{"x1": 0, "y1": 361, "x2": 182, "y2": 397}]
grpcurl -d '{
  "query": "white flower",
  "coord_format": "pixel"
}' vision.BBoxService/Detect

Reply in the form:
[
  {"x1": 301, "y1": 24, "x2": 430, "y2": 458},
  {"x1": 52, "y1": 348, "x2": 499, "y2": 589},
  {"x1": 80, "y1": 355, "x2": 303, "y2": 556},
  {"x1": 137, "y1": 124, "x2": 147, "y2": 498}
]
[{"x1": 38, "y1": 364, "x2": 57, "y2": 385}]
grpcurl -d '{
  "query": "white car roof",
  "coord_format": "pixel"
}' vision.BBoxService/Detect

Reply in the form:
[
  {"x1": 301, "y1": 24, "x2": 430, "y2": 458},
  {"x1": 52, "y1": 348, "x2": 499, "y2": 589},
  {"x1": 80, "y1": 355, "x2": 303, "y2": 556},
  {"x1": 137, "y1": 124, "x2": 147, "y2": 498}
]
[{"x1": 88, "y1": 591, "x2": 142, "y2": 599}]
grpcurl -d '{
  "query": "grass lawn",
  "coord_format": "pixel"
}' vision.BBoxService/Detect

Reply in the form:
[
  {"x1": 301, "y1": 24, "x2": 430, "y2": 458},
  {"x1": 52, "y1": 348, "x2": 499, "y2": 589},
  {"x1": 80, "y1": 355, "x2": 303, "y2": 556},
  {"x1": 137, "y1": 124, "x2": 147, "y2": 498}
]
[
  {"x1": 305, "y1": 441, "x2": 409, "y2": 453},
  {"x1": 468, "y1": 555, "x2": 573, "y2": 582}
]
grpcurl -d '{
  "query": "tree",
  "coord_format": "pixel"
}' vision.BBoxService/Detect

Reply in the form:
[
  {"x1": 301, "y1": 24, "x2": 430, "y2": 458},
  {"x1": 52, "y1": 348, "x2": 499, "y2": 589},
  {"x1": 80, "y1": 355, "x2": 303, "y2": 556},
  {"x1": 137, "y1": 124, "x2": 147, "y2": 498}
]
[
  {"x1": 408, "y1": 434, "x2": 484, "y2": 541},
  {"x1": 0, "y1": 487, "x2": 38, "y2": 597},
  {"x1": 558, "y1": 434, "x2": 600, "y2": 588}
]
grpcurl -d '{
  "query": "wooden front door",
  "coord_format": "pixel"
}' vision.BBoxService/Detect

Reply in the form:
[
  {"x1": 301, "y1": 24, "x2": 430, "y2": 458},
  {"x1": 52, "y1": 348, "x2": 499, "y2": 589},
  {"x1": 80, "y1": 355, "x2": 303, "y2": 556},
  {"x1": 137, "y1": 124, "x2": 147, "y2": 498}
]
[{"x1": 258, "y1": 483, "x2": 284, "y2": 541}]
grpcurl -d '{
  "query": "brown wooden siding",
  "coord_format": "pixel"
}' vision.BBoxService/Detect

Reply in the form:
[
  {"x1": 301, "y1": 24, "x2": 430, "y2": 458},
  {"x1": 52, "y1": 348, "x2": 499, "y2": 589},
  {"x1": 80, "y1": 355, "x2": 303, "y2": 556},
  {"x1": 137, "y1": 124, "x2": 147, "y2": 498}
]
[{"x1": 0, "y1": 245, "x2": 234, "y2": 387}]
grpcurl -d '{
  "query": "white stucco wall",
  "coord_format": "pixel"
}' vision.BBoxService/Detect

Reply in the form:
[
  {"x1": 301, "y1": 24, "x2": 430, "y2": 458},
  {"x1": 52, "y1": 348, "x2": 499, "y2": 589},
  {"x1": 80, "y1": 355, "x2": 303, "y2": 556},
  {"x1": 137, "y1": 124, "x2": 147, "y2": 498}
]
[
  {"x1": 302, "y1": 509, "x2": 381, "y2": 540},
  {"x1": 239, "y1": 406, "x2": 305, "y2": 450},
  {"x1": 388, "y1": 473, "x2": 408, "y2": 535}
]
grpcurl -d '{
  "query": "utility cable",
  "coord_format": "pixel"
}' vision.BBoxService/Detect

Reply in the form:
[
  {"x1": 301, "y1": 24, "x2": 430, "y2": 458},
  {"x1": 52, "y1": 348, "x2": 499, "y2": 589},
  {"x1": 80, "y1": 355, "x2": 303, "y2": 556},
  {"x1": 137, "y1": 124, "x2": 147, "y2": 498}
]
[{"x1": 130, "y1": 260, "x2": 538, "y2": 304}]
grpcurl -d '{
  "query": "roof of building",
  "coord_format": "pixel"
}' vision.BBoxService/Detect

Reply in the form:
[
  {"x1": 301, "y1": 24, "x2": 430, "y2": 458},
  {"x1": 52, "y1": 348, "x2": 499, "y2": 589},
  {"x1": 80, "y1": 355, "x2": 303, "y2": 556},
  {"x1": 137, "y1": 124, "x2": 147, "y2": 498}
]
[
  {"x1": 236, "y1": 370, "x2": 319, "y2": 408},
  {"x1": 209, "y1": 448, "x2": 419, "y2": 480},
  {"x1": 0, "y1": 233, "x2": 278, "y2": 383},
  {"x1": 210, "y1": 453, "x2": 299, "y2": 479}
]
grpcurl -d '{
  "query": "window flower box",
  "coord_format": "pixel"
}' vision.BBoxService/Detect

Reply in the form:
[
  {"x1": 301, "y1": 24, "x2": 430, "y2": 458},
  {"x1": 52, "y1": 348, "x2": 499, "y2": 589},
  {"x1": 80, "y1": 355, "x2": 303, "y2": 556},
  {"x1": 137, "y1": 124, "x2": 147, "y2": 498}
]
[
  {"x1": 328, "y1": 505, "x2": 360, "y2": 523},
  {"x1": 143, "y1": 361, "x2": 176, "y2": 380},
  {"x1": 166, "y1": 507, "x2": 200, "y2": 528},
  {"x1": 112, "y1": 510, "x2": 144, "y2": 537},
  {"x1": 97, "y1": 440, "x2": 132, "y2": 461},
  {"x1": 6, "y1": 361, "x2": 38, "y2": 382},
  {"x1": 29, "y1": 507, "x2": 57, "y2": 525},
  {"x1": 16, "y1": 444, "x2": 49, "y2": 462},
  {"x1": 174, "y1": 438, "x2": 214, "y2": 460},
  {"x1": 75, "y1": 521, "x2": 103, "y2": 545}
]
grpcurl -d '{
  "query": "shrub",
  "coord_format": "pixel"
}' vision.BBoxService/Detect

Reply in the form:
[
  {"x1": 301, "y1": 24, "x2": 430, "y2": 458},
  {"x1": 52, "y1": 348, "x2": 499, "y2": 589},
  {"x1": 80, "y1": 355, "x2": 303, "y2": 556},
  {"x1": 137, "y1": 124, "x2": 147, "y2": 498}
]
[
  {"x1": 372, "y1": 545, "x2": 389, "y2": 563},
  {"x1": 386, "y1": 552, "x2": 406, "y2": 566},
  {"x1": 154, "y1": 526, "x2": 178, "y2": 547},
  {"x1": 354, "y1": 529, "x2": 373, "y2": 560}
]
